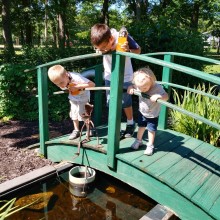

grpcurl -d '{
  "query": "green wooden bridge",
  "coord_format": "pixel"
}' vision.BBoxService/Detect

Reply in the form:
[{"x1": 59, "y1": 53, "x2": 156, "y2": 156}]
[{"x1": 27, "y1": 51, "x2": 220, "y2": 220}]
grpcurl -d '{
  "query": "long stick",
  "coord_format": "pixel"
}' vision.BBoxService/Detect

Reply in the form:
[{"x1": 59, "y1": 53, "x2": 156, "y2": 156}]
[{"x1": 53, "y1": 87, "x2": 111, "y2": 95}]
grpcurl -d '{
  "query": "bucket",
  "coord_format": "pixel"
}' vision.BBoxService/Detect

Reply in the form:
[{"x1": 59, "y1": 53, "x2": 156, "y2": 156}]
[{"x1": 69, "y1": 166, "x2": 96, "y2": 197}]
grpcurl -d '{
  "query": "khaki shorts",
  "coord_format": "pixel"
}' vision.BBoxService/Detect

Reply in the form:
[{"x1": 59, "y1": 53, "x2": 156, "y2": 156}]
[{"x1": 69, "y1": 100, "x2": 88, "y2": 121}]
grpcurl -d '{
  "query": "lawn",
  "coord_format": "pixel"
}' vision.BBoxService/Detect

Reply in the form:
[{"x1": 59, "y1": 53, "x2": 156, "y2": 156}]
[{"x1": 203, "y1": 49, "x2": 220, "y2": 74}]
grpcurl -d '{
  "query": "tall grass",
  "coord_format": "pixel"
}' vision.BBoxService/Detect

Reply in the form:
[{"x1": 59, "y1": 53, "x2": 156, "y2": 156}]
[{"x1": 170, "y1": 84, "x2": 220, "y2": 147}]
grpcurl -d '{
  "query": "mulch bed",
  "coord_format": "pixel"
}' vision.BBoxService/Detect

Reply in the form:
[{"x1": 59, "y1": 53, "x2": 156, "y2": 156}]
[{"x1": 0, "y1": 120, "x2": 73, "y2": 184}]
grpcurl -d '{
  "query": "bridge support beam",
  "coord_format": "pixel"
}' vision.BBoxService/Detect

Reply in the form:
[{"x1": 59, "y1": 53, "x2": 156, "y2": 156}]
[{"x1": 107, "y1": 53, "x2": 125, "y2": 169}]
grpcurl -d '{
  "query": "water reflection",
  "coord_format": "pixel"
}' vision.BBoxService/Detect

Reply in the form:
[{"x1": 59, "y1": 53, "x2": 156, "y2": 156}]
[{"x1": 6, "y1": 169, "x2": 156, "y2": 220}]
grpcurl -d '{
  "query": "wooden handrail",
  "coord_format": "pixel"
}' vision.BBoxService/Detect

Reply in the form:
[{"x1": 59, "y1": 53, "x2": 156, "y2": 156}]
[{"x1": 142, "y1": 51, "x2": 220, "y2": 65}]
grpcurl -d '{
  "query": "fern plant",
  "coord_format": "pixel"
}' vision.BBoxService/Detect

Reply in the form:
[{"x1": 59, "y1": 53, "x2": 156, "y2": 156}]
[{"x1": 170, "y1": 84, "x2": 220, "y2": 147}]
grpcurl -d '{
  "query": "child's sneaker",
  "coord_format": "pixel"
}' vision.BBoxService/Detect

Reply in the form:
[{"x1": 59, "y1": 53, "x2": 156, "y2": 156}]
[
  {"x1": 144, "y1": 143, "x2": 154, "y2": 156},
  {"x1": 69, "y1": 130, "x2": 80, "y2": 140},
  {"x1": 131, "y1": 139, "x2": 142, "y2": 150},
  {"x1": 123, "y1": 123, "x2": 136, "y2": 138}
]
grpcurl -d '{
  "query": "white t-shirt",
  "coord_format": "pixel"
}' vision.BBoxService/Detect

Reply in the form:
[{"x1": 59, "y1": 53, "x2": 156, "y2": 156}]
[
  {"x1": 68, "y1": 72, "x2": 90, "y2": 102},
  {"x1": 103, "y1": 28, "x2": 139, "y2": 82},
  {"x1": 139, "y1": 83, "x2": 166, "y2": 118}
]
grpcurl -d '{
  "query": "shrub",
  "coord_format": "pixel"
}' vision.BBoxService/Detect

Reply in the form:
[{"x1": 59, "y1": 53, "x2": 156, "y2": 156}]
[
  {"x1": 0, "y1": 64, "x2": 39, "y2": 120},
  {"x1": 0, "y1": 64, "x2": 74, "y2": 121},
  {"x1": 0, "y1": 45, "x2": 102, "y2": 121}
]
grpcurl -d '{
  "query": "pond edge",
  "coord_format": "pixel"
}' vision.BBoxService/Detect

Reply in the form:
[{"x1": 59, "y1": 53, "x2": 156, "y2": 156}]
[{"x1": 0, "y1": 162, "x2": 74, "y2": 198}]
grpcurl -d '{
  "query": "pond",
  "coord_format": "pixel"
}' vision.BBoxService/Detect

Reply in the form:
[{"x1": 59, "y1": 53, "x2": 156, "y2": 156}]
[{"x1": 5, "y1": 167, "x2": 157, "y2": 220}]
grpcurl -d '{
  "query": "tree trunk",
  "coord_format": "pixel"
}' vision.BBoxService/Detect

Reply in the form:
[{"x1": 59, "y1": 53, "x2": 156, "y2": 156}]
[
  {"x1": 51, "y1": 23, "x2": 57, "y2": 47},
  {"x1": 58, "y1": 13, "x2": 65, "y2": 48},
  {"x1": 190, "y1": 2, "x2": 200, "y2": 30},
  {"x1": 136, "y1": 0, "x2": 141, "y2": 21},
  {"x1": 20, "y1": 30, "x2": 25, "y2": 45},
  {"x1": 100, "y1": 0, "x2": 109, "y2": 25},
  {"x1": 217, "y1": 38, "x2": 220, "y2": 54},
  {"x1": 55, "y1": 0, "x2": 68, "y2": 48},
  {"x1": 44, "y1": 0, "x2": 48, "y2": 44},
  {"x1": 22, "y1": 0, "x2": 33, "y2": 45},
  {"x1": 2, "y1": 0, "x2": 15, "y2": 61},
  {"x1": 25, "y1": 24, "x2": 33, "y2": 45}
]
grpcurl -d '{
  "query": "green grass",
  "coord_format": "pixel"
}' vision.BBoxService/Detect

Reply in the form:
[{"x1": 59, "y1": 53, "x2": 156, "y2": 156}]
[
  {"x1": 203, "y1": 49, "x2": 220, "y2": 74},
  {"x1": 203, "y1": 64, "x2": 220, "y2": 74}
]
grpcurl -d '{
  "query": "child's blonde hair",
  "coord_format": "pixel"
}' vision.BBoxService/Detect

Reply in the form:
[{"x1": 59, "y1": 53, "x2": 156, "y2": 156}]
[
  {"x1": 48, "y1": 65, "x2": 67, "y2": 83},
  {"x1": 133, "y1": 67, "x2": 157, "y2": 87}
]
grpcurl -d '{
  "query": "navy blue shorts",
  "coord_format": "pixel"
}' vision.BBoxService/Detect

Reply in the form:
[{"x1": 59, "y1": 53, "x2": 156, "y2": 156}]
[
  {"x1": 138, "y1": 111, "x2": 158, "y2": 132},
  {"x1": 105, "y1": 80, "x2": 132, "y2": 108}
]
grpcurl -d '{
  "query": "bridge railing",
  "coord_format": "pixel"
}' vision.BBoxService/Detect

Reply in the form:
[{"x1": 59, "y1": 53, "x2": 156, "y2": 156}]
[
  {"x1": 25, "y1": 53, "x2": 103, "y2": 157},
  {"x1": 107, "y1": 51, "x2": 220, "y2": 168},
  {"x1": 26, "y1": 52, "x2": 220, "y2": 166}
]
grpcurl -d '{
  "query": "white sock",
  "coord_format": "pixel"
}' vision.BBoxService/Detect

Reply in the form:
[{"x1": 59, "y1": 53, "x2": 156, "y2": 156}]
[{"x1": 127, "y1": 119, "x2": 134, "y2": 125}]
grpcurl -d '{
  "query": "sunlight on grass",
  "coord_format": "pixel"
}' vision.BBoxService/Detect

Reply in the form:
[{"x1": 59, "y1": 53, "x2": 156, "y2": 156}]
[
  {"x1": 203, "y1": 65, "x2": 220, "y2": 74},
  {"x1": 203, "y1": 49, "x2": 220, "y2": 74}
]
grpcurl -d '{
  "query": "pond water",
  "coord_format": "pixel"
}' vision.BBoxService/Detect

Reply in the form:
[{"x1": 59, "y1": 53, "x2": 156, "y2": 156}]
[{"x1": 6, "y1": 168, "x2": 157, "y2": 220}]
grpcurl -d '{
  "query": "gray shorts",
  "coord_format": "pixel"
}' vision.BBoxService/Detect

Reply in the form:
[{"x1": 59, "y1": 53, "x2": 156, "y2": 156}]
[{"x1": 105, "y1": 80, "x2": 132, "y2": 108}]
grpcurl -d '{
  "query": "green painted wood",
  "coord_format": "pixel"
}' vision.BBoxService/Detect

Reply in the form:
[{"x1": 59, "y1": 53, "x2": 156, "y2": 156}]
[
  {"x1": 134, "y1": 90, "x2": 220, "y2": 130},
  {"x1": 37, "y1": 67, "x2": 49, "y2": 156},
  {"x1": 46, "y1": 124, "x2": 109, "y2": 153},
  {"x1": 147, "y1": 136, "x2": 202, "y2": 177},
  {"x1": 45, "y1": 128, "x2": 219, "y2": 220},
  {"x1": 46, "y1": 140, "x2": 215, "y2": 220},
  {"x1": 25, "y1": 53, "x2": 102, "y2": 71},
  {"x1": 209, "y1": 195, "x2": 220, "y2": 219},
  {"x1": 47, "y1": 144, "x2": 107, "y2": 166},
  {"x1": 117, "y1": 129, "x2": 180, "y2": 163},
  {"x1": 130, "y1": 131, "x2": 191, "y2": 169},
  {"x1": 143, "y1": 52, "x2": 220, "y2": 65},
  {"x1": 118, "y1": 52, "x2": 220, "y2": 85},
  {"x1": 115, "y1": 160, "x2": 214, "y2": 220},
  {"x1": 47, "y1": 144, "x2": 78, "y2": 162},
  {"x1": 94, "y1": 64, "x2": 104, "y2": 126},
  {"x1": 158, "y1": 54, "x2": 173, "y2": 129},
  {"x1": 191, "y1": 161, "x2": 220, "y2": 211},
  {"x1": 107, "y1": 53, "x2": 126, "y2": 169},
  {"x1": 46, "y1": 139, "x2": 106, "y2": 154},
  {"x1": 160, "y1": 141, "x2": 215, "y2": 186},
  {"x1": 175, "y1": 147, "x2": 220, "y2": 198},
  {"x1": 32, "y1": 51, "x2": 220, "y2": 220},
  {"x1": 158, "y1": 81, "x2": 220, "y2": 102},
  {"x1": 118, "y1": 130, "x2": 153, "y2": 151}
]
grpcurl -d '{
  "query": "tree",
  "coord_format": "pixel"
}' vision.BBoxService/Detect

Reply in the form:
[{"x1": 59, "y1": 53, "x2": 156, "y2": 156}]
[
  {"x1": 212, "y1": 28, "x2": 220, "y2": 54},
  {"x1": 21, "y1": 0, "x2": 33, "y2": 45},
  {"x1": 2, "y1": 0, "x2": 15, "y2": 61}
]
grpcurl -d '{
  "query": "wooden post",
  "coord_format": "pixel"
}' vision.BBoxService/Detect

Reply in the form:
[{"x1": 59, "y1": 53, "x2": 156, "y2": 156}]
[
  {"x1": 94, "y1": 64, "x2": 103, "y2": 127},
  {"x1": 107, "y1": 53, "x2": 125, "y2": 169},
  {"x1": 158, "y1": 54, "x2": 173, "y2": 129},
  {"x1": 37, "y1": 67, "x2": 49, "y2": 157}
]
